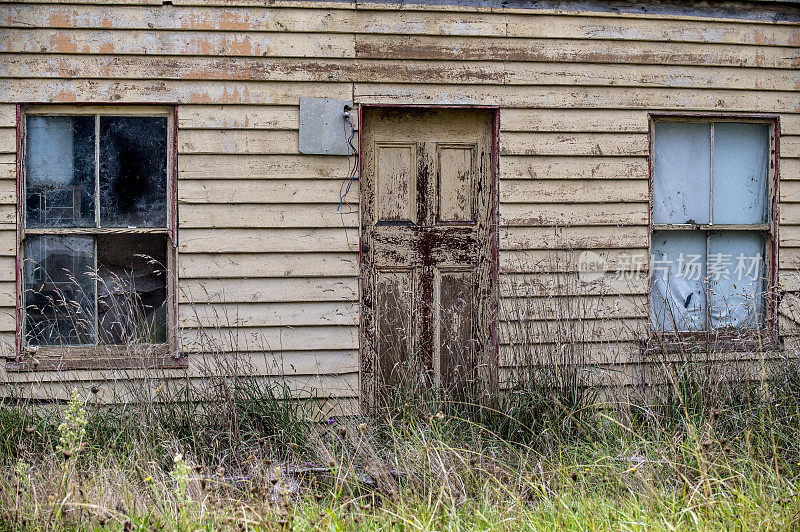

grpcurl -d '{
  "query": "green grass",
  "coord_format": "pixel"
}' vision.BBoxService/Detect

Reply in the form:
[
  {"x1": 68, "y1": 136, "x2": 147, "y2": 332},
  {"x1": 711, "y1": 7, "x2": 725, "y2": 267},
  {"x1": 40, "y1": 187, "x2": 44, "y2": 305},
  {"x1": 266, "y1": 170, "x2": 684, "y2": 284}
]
[{"x1": 2, "y1": 374, "x2": 800, "y2": 531}]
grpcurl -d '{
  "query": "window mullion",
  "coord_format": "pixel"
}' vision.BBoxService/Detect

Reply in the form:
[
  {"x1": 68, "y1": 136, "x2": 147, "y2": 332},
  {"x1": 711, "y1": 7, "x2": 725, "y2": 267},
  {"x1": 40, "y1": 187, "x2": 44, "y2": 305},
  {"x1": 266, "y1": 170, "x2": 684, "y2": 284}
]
[
  {"x1": 94, "y1": 114, "x2": 100, "y2": 346},
  {"x1": 709, "y1": 122, "x2": 714, "y2": 226}
]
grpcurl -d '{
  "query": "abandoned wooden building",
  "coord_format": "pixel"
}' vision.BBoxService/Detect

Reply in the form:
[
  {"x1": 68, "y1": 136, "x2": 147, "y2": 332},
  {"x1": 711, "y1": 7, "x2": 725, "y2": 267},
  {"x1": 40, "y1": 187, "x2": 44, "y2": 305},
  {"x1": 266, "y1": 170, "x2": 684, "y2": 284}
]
[{"x1": 0, "y1": 0, "x2": 798, "y2": 411}]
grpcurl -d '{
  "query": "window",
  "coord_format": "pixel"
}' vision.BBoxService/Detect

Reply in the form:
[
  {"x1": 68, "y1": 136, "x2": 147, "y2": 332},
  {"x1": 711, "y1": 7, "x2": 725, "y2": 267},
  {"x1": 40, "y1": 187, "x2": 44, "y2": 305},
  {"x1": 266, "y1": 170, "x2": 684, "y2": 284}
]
[
  {"x1": 650, "y1": 118, "x2": 776, "y2": 334},
  {"x1": 18, "y1": 108, "x2": 176, "y2": 363}
]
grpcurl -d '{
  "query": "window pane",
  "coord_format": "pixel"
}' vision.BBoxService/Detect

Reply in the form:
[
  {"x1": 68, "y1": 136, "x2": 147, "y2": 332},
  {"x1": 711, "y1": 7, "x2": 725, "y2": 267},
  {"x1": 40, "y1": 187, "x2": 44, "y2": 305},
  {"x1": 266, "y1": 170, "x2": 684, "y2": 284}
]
[
  {"x1": 651, "y1": 231, "x2": 707, "y2": 331},
  {"x1": 708, "y1": 231, "x2": 765, "y2": 329},
  {"x1": 100, "y1": 116, "x2": 168, "y2": 228},
  {"x1": 97, "y1": 234, "x2": 167, "y2": 345},
  {"x1": 25, "y1": 116, "x2": 95, "y2": 227},
  {"x1": 24, "y1": 235, "x2": 96, "y2": 346},
  {"x1": 653, "y1": 122, "x2": 711, "y2": 224},
  {"x1": 712, "y1": 123, "x2": 769, "y2": 225}
]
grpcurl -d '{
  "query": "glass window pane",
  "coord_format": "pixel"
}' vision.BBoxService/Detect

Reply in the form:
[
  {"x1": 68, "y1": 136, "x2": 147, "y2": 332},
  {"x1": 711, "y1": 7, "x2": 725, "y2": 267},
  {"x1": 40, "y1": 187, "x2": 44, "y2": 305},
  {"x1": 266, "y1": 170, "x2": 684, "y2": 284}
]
[
  {"x1": 25, "y1": 116, "x2": 95, "y2": 228},
  {"x1": 24, "y1": 235, "x2": 96, "y2": 346},
  {"x1": 100, "y1": 116, "x2": 168, "y2": 228},
  {"x1": 653, "y1": 122, "x2": 711, "y2": 224},
  {"x1": 651, "y1": 231, "x2": 707, "y2": 331},
  {"x1": 712, "y1": 123, "x2": 769, "y2": 225},
  {"x1": 708, "y1": 231, "x2": 765, "y2": 329},
  {"x1": 97, "y1": 234, "x2": 167, "y2": 345}
]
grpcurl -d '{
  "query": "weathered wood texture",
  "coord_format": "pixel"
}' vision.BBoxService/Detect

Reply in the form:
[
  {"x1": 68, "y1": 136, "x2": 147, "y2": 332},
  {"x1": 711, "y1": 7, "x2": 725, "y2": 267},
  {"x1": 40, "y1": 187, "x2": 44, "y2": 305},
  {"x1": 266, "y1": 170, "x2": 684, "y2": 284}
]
[{"x1": 0, "y1": 2, "x2": 799, "y2": 403}]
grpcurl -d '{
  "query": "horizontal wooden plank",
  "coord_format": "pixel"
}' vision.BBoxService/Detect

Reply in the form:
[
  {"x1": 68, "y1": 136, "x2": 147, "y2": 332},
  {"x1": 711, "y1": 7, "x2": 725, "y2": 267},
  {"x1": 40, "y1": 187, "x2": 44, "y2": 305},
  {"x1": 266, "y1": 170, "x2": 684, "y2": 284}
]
[
  {"x1": 355, "y1": 35, "x2": 799, "y2": 69},
  {"x1": 0, "y1": 154, "x2": 16, "y2": 180},
  {"x1": 178, "y1": 226, "x2": 648, "y2": 253},
  {"x1": 1, "y1": 373, "x2": 360, "y2": 400},
  {"x1": 501, "y1": 272, "x2": 648, "y2": 296},
  {"x1": 180, "y1": 301, "x2": 357, "y2": 327},
  {"x1": 180, "y1": 324, "x2": 358, "y2": 352},
  {"x1": 500, "y1": 294, "x2": 647, "y2": 320},
  {"x1": 779, "y1": 202, "x2": 800, "y2": 225},
  {"x1": 0, "y1": 106, "x2": 15, "y2": 128},
  {"x1": 499, "y1": 342, "x2": 641, "y2": 367},
  {"x1": 0, "y1": 257, "x2": 15, "y2": 282},
  {"x1": 179, "y1": 277, "x2": 357, "y2": 303},
  {"x1": 0, "y1": 205, "x2": 15, "y2": 224},
  {"x1": 179, "y1": 105, "x2": 298, "y2": 130},
  {"x1": 502, "y1": 225, "x2": 648, "y2": 250},
  {"x1": 4, "y1": 29, "x2": 355, "y2": 58},
  {"x1": 0, "y1": 79, "x2": 353, "y2": 105},
  {"x1": 782, "y1": 135, "x2": 800, "y2": 159},
  {"x1": 501, "y1": 132, "x2": 648, "y2": 156},
  {"x1": 179, "y1": 203, "x2": 359, "y2": 228},
  {"x1": 0, "y1": 179, "x2": 16, "y2": 204},
  {"x1": 179, "y1": 154, "x2": 351, "y2": 179},
  {"x1": 178, "y1": 228, "x2": 359, "y2": 253},
  {"x1": 781, "y1": 158, "x2": 800, "y2": 180},
  {"x1": 500, "y1": 318, "x2": 647, "y2": 343},
  {"x1": 500, "y1": 248, "x2": 649, "y2": 273},
  {"x1": 0, "y1": 282, "x2": 14, "y2": 307},
  {"x1": 779, "y1": 181, "x2": 800, "y2": 202},
  {"x1": 779, "y1": 226, "x2": 800, "y2": 247},
  {"x1": 500, "y1": 155, "x2": 648, "y2": 180},
  {"x1": 5, "y1": 5, "x2": 799, "y2": 46},
  {"x1": 500, "y1": 179, "x2": 649, "y2": 203},
  {"x1": 191, "y1": 350, "x2": 359, "y2": 377},
  {"x1": 178, "y1": 128, "x2": 298, "y2": 155},
  {"x1": 0, "y1": 127, "x2": 16, "y2": 154},
  {"x1": 500, "y1": 202, "x2": 647, "y2": 226},
  {"x1": 353, "y1": 84, "x2": 800, "y2": 113},
  {"x1": 2, "y1": 350, "x2": 359, "y2": 381},
  {"x1": 179, "y1": 178, "x2": 358, "y2": 204},
  {"x1": 0, "y1": 230, "x2": 16, "y2": 255},
  {"x1": 501, "y1": 108, "x2": 649, "y2": 133},
  {"x1": 5, "y1": 55, "x2": 799, "y2": 91},
  {"x1": 179, "y1": 252, "x2": 358, "y2": 278}
]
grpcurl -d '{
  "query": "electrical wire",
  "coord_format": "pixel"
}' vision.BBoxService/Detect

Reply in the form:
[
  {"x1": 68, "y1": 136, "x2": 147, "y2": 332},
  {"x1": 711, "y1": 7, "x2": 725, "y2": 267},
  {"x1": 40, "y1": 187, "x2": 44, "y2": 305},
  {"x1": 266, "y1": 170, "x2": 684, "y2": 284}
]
[{"x1": 338, "y1": 113, "x2": 358, "y2": 213}]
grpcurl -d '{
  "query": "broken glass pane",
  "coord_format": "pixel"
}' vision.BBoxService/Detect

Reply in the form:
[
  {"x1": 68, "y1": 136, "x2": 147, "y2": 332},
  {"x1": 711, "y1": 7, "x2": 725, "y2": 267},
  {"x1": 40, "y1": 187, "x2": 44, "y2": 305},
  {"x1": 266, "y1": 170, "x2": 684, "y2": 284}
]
[
  {"x1": 97, "y1": 234, "x2": 167, "y2": 344},
  {"x1": 25, "y1": 116, "x2": 95, "y2": 228},
  {"x1": 708, "y1": 231, "x2": 765, "y2": 329},
  {"x1": 24, "y1": 235, "x2": 96, "y2": 346},
  {"x1": 713, "y1": 123, "x2": 769, "y2": 225},
  {"x1": 653, "y1": 122, "x2": 711, "y2": 224},
  {"x1": 100, "y1": 116, "x2": 168, "y2": 228},
  {"x1": 651, "y1": 231, "x2": 707, "y2": 331}
]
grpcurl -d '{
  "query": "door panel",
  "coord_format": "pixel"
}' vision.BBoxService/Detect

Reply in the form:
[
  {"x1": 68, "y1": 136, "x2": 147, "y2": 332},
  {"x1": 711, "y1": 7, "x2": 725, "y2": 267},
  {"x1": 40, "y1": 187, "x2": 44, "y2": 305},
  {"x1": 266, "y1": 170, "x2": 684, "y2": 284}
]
[
  {"x1": 361, "y1": 107, "x2": 497, "y2": 412},
  {"x1": 376, "y1": 143, "x2": 416, "y2": 224},
  {"x1": 376, "y1": 268, "x2": 414, "y2": 387},
  {"x1": 437, "y1": 268, "x2": 474, "y2": 396},
  {"x1": 437, "y1": 145, "x2": 475, "y2": 223}
]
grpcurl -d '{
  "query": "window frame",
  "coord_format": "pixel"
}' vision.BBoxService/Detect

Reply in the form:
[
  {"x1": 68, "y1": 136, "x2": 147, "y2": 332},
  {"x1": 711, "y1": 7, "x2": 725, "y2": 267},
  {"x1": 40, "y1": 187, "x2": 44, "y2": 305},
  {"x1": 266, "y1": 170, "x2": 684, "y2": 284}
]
[
  {"x1": 10, "y1": 104, "x2": 182, "y2": 371},
  {"x1": 647, "y1": 112, "x2": 780, "y2": 348}
]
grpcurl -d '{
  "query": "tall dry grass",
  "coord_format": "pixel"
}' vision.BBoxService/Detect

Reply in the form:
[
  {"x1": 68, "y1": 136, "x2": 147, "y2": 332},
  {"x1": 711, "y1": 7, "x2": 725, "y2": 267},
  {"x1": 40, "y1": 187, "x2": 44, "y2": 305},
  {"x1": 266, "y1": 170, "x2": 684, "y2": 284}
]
[{"x1": 1, "y1": 252, "x2": 800, "y2": 529}]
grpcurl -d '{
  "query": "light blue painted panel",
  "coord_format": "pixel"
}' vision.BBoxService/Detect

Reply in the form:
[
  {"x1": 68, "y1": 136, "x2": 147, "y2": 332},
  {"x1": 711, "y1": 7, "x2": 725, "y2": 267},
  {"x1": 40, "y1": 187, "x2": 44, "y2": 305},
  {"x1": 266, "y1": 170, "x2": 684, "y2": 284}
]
[
  {"x1": 712, "y1": 123, "x2": 769, "y2": 225},
  {"x1": 651, "y1": 230, "x2": 707, "y2": 331},
  {"x1": 653, "y1": 122, "x2": 711, "y2": 225},
  {"x1": 708, "y1": 231, "x2": 765, "y2": 329}
]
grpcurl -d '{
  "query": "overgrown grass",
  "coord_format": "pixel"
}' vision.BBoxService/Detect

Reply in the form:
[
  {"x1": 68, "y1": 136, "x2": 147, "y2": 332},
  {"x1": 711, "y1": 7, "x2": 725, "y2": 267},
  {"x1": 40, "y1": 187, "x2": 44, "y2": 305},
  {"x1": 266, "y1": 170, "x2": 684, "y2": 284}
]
[
  {"x1": 2, "y1": 360, "x2": 800, "y2": 531},
  {"x1": 3, "y1": 253, "x2": 800, "y2": 529}
]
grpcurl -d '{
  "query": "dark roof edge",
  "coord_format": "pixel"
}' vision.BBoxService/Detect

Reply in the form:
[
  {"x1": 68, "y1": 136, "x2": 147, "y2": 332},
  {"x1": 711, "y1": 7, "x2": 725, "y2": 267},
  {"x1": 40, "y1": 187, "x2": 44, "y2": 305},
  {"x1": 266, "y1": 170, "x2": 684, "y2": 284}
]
[{"x1": 346, "y1": 0, "x2": 800, "y2": 22}]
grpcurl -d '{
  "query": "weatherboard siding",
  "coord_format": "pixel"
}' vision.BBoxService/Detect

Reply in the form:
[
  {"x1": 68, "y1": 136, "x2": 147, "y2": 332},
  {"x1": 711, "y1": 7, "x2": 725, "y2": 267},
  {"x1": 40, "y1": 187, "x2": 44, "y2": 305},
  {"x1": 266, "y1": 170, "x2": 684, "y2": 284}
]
[{"x1": 0, "y1": 1, "x2": 798, "y2": 399}]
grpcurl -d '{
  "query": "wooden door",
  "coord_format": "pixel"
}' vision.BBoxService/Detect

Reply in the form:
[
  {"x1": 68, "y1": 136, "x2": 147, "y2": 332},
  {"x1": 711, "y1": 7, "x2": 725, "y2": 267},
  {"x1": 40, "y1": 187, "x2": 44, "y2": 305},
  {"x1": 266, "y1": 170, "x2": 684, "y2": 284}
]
[{"x1": 360, "y1": 107, "x2": 498, "y2": 412}]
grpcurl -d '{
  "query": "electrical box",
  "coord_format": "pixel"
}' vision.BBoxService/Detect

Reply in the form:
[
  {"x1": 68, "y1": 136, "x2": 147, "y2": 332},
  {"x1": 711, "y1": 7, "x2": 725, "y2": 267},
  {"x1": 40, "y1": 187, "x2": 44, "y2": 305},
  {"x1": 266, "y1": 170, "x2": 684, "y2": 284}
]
[{"x1": 298, "y1": 97, "x2": 354, "y2": 156}]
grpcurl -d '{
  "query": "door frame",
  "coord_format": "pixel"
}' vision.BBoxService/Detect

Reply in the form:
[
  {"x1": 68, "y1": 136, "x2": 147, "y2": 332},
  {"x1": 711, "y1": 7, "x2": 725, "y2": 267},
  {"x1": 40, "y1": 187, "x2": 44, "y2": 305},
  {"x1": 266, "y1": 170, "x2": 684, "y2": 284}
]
[{"x1": 357, "y1": 104, "x2": 501, "y2": 413}]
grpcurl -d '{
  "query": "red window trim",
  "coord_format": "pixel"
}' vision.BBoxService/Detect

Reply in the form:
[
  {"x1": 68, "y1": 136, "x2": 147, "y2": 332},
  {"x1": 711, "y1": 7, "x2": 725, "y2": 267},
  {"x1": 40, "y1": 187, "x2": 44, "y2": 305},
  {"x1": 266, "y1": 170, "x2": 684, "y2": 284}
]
[
  {"x1": 10, "y1": 103, "x2": 183, "y2": 371},
  {"x1": 646, "y1": 112, "x2": 781, "y2": 347}
]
